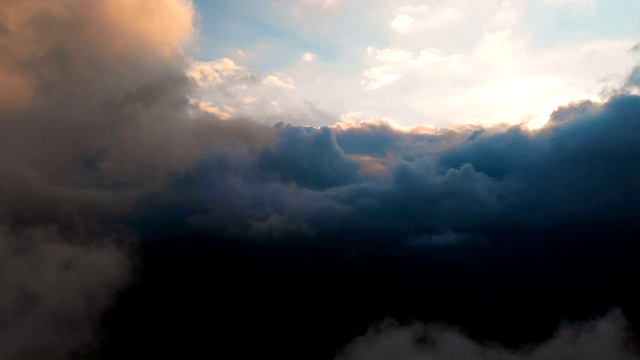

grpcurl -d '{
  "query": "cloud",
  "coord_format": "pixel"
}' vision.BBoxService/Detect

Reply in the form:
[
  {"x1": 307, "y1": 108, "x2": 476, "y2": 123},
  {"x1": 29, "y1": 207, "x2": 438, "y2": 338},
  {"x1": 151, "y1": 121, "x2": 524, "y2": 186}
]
[
  {"x1": 362, "y1": 64, "x2": 402, "y2": 90},
  {"x1": 303, "y1": 52, "x2": 316, "y2": 62},
  {"x1": 627, "y1": 66, "x2": 640, "y2": 89},
  {"x1": 198, "y1": 101, "x2": 233, "y2": 119},
  {"x1": 367, "y1": 47, "x2": 414, "y2": 63},
  {"x1": 359, "y1": 6, "x2": 637, "y2": 126},
  {"x1": 0, "y1": 226, "x2": 131, "y2": 360},
  {"x1": 0, "y1": 0, "x2": 274, "y2": 357},
  {"x1": 0, "y1": 0, "x2": 275, "y2": 225},
  {"x1": 192, "y1": 1, "x2": 638, "y2": 129},
  {"x1": 258, "y1": 123, "x2": 361, "y2": 190},
  {"x1": 263, "y1": 74, "x2": 296, "y2": 90},
  {"x1": 188, "y1": 58, "x2": 245, "y2": 85},
  {"x1": 187, "y1": 57, "x2": 336, "y2": 125},
  {"x1": 336, "y1": 310, "x2": 639, "y2": 360},
  {"x1": 143, "y1": 93, "x2": 640, "y2": 266},
  {"x1": 346, "y1": 154, "x2": 389, "y2": 176},
  {"x1": 390, "y1": 5, "x2": 464, "y2": 34}
]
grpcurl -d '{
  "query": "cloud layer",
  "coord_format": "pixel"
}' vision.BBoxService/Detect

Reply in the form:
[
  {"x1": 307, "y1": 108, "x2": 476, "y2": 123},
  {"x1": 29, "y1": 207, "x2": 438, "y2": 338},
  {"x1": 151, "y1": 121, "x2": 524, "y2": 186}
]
[
  {"x1": 146, "y1": 94, "x2": 640, "y2": 247},
  {"x1": 2, "y1": 0, "x2": 640, "y2": 358}
]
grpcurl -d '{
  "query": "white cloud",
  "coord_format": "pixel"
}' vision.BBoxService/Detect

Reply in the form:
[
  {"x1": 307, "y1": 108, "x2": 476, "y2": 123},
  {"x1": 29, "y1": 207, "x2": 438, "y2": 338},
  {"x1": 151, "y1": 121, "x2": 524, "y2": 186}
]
[
  {"x1": 355, "y1": 1, "x2": 638, "y2": 127},
  {"x1": 303, "y1": 52, "x2": 316, "y2": 62},
  {"x1": 390, "y1": 13, "x2": 416, "y2": 33},
  {"x1": 187, "y1": 58, "x2": 243, "y2": 85},
  {"x1": 361, "y1": 65, "x2": 401, "y2": 90},
  {"x1": 198, "y1": 101, "x2": 232, "y2": 119},
  {"x1": 262, "y1": 75, "x2": 295, "y2": 90},
  {"x1": 186, "y1": 59, "x2": 329, "y2": 125},
  {"x1": 390, "y1": 5, "x2": 464, "y2": 34},
  {"x1": 190, "y1": 1, "x2": 640, "y2": 129},
  {"x1": 367, "y1": 47, "x2": 413, "y2": 63}
]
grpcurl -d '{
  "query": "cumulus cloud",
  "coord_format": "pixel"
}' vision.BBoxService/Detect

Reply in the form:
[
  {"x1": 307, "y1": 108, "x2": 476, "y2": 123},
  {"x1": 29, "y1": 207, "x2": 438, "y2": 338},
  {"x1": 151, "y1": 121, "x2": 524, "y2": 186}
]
[
  {"x1": 259, "y1": 124, "x2": 360, "y2": 189},
  {"x1": 193, "y1": 0, "x2": 638, "y2": 129},
  {"x1": 188, "y1": 58, "x2": 245, "y2": 85},
  {"x1": 390, "y1": 5, "x2": 464, "y2": 34},
  {"x1": 303, "y1": 52, "x2": 316, "y2": 62},
  {"x1": 0, "y1": 0, "x2": 274, "y2": 357},
  {"x1": 336, "y1": 311, "x2": 640, "y2": 360},
  {"x1": 197, "y1": 101, "x2": 233, "y2": 119},
  {"x1": 143, "y1": 93, "x2": 640, "y2": 268},
  {"x1": 263, "y1": 74, "x2": 296, "y2": 90},
  {"x1": 186, "y1": 56, "x2": 337, "y2": 125},
  {"x1": 0, "y1": 0, "x2": 274, "y2": 224},
  {"x1": 361, "y1": 4, "x2": 638, "y2": 126}
]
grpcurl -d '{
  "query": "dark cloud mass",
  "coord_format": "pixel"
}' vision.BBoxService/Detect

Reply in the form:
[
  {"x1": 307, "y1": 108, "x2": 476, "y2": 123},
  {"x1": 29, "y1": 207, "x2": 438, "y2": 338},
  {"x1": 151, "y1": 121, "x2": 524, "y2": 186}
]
[
  {"x1": 148, "y1": 95, "x2": 640, "y2": 245},
  {"x1": 1, "y1": 0, "x2": 640, "y2": 359},
  {"x1": 0, "y1": 0, "x2": 270, "y2": 357},
  {"x1": 259, "y1": 123, "x2": 361, "y2": 190}
]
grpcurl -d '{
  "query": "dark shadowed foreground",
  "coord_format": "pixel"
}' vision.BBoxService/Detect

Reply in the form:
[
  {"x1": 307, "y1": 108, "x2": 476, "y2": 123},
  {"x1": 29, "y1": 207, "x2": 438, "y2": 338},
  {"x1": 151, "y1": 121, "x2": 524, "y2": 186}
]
[{"x1": 98, "y1": 230, "x2": 640, "y2": 360}]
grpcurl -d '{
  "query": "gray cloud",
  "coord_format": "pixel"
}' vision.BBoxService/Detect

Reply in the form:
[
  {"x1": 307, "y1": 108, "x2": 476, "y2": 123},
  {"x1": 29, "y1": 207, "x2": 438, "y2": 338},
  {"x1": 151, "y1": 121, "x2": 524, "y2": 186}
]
[
  {"x1": 0, "y1": 226, "x2": 131, "y2": 360},
  {"x1": 130, "y1": 93, "x2": 640, "y2": 256},
  {"x1": 337, "y1": 311, "x2": 640, "y2": 360},
  {"x1": 0, "y1": 0, "x2": 277, "y2": 358},
  {"x1": 259, "y1": 123, "x2": 361, "y2": 190},
  {"x1": 0, "y1": 0, "x2": 274, "y2": 227},
  {"x1": 628, "y1": 66, "x2": 640, "y2": 87}
]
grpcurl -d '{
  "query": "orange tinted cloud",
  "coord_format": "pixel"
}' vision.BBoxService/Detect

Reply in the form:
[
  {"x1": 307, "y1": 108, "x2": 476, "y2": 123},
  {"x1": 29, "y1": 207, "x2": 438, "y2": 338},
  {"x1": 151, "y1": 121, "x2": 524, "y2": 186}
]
[
  {"x1": 347, "y1": 154, "x2": 389, "y2": 176},
  {"x1": 0, "y1": 0, "x2": 195, "y2": 112}
]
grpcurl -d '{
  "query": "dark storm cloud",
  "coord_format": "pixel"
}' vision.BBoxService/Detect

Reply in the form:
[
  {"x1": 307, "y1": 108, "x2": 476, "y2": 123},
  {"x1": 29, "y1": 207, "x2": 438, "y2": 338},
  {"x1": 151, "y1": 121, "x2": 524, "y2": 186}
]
[
  {"x1": 439, "y1": 96, "x2": 640, "y2": 227},
  {"x1": 159, "y1": 94, "x2": 640, "y2": 246},
  {"x1": 259, "y1": 123, "x2": 361, "y2": 189},
  {"x1": 333, "y1": 121, "x2": 480, "y2": 158}
]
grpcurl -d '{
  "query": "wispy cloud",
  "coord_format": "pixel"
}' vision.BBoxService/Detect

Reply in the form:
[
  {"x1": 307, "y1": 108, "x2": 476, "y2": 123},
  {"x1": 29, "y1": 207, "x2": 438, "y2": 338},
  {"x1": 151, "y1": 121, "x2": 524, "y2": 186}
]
[{"x1": 337, "y1": 311, "x2": 639, "y2": 360}]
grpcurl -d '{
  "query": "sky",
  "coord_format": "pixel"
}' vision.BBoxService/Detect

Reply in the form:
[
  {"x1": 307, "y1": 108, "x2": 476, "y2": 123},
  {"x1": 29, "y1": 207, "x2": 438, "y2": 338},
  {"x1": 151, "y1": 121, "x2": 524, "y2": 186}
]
[
  {"x1": 0, "y1": 1, "x2": 640, "y2": 359},
  {"x1": 191, "y1": 0, "x2": 640, "y2": 128}
]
